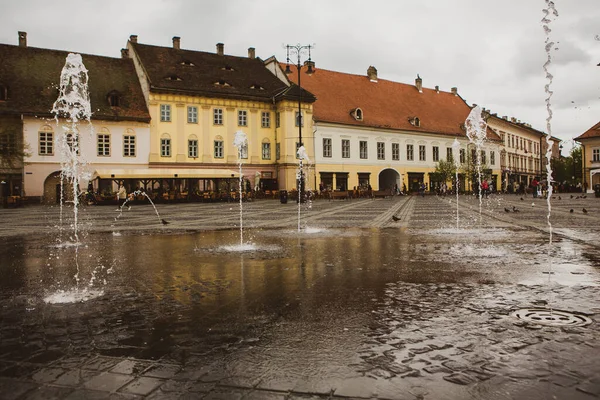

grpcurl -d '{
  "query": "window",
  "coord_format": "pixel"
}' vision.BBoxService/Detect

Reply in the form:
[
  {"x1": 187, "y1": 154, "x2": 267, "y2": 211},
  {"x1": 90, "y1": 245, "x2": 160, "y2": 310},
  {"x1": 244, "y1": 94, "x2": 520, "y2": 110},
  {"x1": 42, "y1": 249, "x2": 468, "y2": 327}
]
[
  {"x1": 490, "y1": 151, "x2": 495, "y2": 165},
  {"x1": 353, "y1": 108, "x2": 363, "y2": 121},
  {"x1": 188, "y1": 139, "x2": 198, "y2": 158},
  {"x1": 239, "y1": 143, "x2": 248, "y2": 159},
  {"x1": 295, "y1": 142, "x2": 301, "y2": 159},
  {"x1": 213, "y1": 108, "x2": 223, "y2": 125},
  {"x1": 161, "y1": 137, "x2": 171, "y2": 157},
  {"x1": 0, "y1": 132, "x2": 15, "y2": 156},
  {"x1": 481, "y1": 150, "x2": 486, "y2": 164},
  {"x1": 238, "y1": 110, "x2": 247, "y2": 126},
  {"x1": 323, "y1": 138, "x2": 332, "y2": 158},
  {"x1": 360, "y1": 141, "x2": 368, "y2": 159},
  {"x1": 160, "y1": 104, "x2": 171, "y2": 122},
  {"x1": 593, "y1": 148, "x2": 600, "y2": 162},
  {"x1": 262, "y1": 142, "x2": 271, "y2": 160},
  {"x1": 108, "y1": 92, "x2": 120, "y2": 107},
  {"x1": 187, "y1": 106, "x2": 198, "y2": 123},
  {"x1": 214, "y1": 139, "x2": 224, "y2": 158},
  {"x1": 295, "y1": 111, "x2": 303, "y2": 127},
  {"x1": 39, "y1": 129, "x2": 54, "y2": 155},
  {"x1": 419, "y1": 145, "x2": 426, "y2": 161},
  {"x1": 276, "y1": 143, "x2": 281, "y2": 160},
  {"x1": 261, "y1": 112, "x2": 270, "y2": 128},
  {"x1": 407, "y1": 144, "x2": 414, "y2": 161},
  {"x1": 377, "y1": 142, "x2": 385, "y2": 160},
  {"x1": 471, "y1": 149, "x2": 477, "y2": 162},
  {"x1": 392, "y1": 143, "x2": 399, "y2": 160},
  {"x1": 123, "y1": 134, "x2": 136, "y2": 157},
  {"x1": 447, "y1": 147, "x2": 453, "y2": 163},
  {"x1": 433, "y1": 146, "x2": 439, "y2": 162},
  {"x1": 276, "y1": 112, "x2": 281, "y2": 128},
  {"x1": 342, "y1": 139, "x2": 350, "y2": 158},
  {"x1": 97, "y1": 133, "x2": 110, "y2": 156},
  {"x1": 460, "y1": 149, "x2": 465, "y2": 164}
]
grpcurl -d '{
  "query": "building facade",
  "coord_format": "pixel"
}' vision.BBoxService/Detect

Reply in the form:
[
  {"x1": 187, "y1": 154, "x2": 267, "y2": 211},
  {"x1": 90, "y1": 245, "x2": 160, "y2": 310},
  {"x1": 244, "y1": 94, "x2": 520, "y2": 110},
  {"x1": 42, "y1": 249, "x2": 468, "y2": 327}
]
[
  {"x1": 284, "y1": 65, "x2": 503, "y2": 193},
  {"x1": 0, "y1": 32, "x2": 150, "y2": 204},
  {"x1": 125, "y1": 36, "x2": 315, "y2": 193}
]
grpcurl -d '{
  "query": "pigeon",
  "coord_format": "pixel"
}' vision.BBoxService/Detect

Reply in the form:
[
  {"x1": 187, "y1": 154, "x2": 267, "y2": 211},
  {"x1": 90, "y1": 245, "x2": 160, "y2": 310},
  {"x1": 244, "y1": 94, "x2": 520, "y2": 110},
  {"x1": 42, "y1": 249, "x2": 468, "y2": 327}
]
[
  {"x1": 520, "y1": 197, "x2": 524, "y2": 201},
  {"x1": 570, "y1": 209, "x2": 574, "y2": 213},
  {"x1": 583, "y1": 208, "x2": 588, "y2": 214},
  {"x1": 583, "y1": 195, "x2": 587, "y2": 199},
  {"x1": 531, "y1": 203, "x2": 535, "y2": 207},
  {"x1": 392, "y1": 215, "x2": 401, "y2": 222},
  {"x1": 512, "y1": 206, "x2": 520, "y2": 213},
  {"x1": 558, "y1": 196, "x2": 561, "y2": 200},
  {"x1": 504, "y1": 207, "x2": 511, "y2": 213},
  {"x1": 571, "y1": 195, "x2": 574, "y2": 199},
  {"x1": 161, "y1": 219, "x2": 170, "y2": 225}
]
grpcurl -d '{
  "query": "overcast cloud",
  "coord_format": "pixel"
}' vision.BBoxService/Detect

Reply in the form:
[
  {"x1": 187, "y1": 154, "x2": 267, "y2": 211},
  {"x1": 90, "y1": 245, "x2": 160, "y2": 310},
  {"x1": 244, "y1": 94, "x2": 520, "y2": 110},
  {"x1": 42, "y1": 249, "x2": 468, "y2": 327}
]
[{"x1": 1, "y1": 0, "x2": 598, "y2": 152}]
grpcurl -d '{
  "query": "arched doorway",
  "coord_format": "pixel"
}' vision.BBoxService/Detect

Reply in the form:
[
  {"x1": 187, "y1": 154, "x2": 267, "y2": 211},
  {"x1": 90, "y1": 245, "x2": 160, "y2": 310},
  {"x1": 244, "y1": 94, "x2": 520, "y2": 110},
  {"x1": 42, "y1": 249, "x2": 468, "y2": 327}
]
[
  {"x1": 378, "y1": 168, "x2": 400, "y2": 192},
  {"x1": 43, "y1": 171, "x2": 73, "y2": 205}
]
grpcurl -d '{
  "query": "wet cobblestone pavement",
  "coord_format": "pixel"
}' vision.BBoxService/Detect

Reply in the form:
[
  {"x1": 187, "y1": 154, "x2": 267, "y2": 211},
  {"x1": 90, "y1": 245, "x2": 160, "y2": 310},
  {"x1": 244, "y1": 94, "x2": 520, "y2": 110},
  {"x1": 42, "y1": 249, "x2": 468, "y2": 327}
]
[{"x1": 1, "y1": 194, "x2": 599, "y2": 399}]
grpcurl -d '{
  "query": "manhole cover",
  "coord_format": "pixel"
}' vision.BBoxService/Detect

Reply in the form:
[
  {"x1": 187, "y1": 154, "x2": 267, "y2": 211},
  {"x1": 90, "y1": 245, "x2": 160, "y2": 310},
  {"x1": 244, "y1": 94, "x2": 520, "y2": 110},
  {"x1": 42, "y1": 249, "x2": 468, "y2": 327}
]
[{"x1": 512, "y1": 308, "x2": 592, "y2": 327}]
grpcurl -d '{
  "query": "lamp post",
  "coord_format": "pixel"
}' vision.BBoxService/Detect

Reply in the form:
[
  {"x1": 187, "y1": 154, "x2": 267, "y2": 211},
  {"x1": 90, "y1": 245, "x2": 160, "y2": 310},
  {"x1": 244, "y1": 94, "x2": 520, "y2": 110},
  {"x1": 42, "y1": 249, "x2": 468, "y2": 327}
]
[{"x1": 285, "y1": 43, "x2": 314, "y2": 203}]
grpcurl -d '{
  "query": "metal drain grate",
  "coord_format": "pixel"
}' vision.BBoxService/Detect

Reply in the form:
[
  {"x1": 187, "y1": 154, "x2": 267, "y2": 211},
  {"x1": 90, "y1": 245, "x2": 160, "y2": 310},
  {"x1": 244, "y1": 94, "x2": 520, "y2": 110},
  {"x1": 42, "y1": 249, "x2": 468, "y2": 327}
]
[{"x1": 512, "y1": 308, "x2": 592, "y2": 327}]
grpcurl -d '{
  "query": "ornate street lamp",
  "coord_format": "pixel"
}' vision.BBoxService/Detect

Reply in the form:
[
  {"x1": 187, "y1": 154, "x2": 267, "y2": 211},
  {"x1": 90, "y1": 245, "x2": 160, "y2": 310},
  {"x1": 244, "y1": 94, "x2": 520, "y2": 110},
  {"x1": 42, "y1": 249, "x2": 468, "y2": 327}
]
[{"x1": 285, "y1": 43, "x2": 314, "y2": 203}]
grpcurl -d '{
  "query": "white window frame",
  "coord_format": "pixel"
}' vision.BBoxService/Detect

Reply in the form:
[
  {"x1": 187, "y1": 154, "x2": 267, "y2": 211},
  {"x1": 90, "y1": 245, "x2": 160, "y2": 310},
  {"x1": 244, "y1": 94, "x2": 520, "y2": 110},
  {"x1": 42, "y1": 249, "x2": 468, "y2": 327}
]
[
  {"x1": 392, "y1": 143, "x2": 399, "y2": 161},
  {"x1": 213, "y1": 108, "x2": 223, "y2": 125},
  {"x1": 214, "y1": 140, "x2": 224, "y2": 158},
  {"x1": 187, "y1": 106, "x2": 198, "y2": 123},
  {"x1": 39, "y1": 130, "x2": 54, "y2": 156},
  {"x1": 432, "y1": 146, "x2": 439, "y2": 162},
  {"x1": 377, "y1": 142, "x2": 385, "y2": 160},
  {"x1": 407, "y1": 144, "x2": 414, "y2": 161},
  {"x1": 342, "y1": 139, "x2": 350, "y2": 158},
  {"x1": 593, "y1": 148, "x2": 600, "y2": 162},
  {"x1": 188, "y1": 139, "x2": 198, "y2": 158},
  {"x1": 419, "y1": 145, "x2": 426, "y2": 161},
  {"x1": 360, "y1": 141, "x2": 368, "y2": 159},
  {"x1": 262, "y1": 142, "x2": 271, "y2": 160},
  {"x1": 323, "y1": 138, "x2": 332, "y2": 158},
  {"x1": 160, "y1": 104, "x2": 171, "y2": 122},
  {"x1": 97, "y1": 133, "x2": 110, "y2": 157},
  {"x1": 295, "y1": 111, "x2": 304, "y2": 127},
  {"x1": 161, "y1": 137, "x2": 171, "y2": 157},
  {"x1": 261, "y1": 112, "x2": 270, "y2": 128},
  {"x1": 238, "y1": 110, "x2": 248, "y2": 126}
]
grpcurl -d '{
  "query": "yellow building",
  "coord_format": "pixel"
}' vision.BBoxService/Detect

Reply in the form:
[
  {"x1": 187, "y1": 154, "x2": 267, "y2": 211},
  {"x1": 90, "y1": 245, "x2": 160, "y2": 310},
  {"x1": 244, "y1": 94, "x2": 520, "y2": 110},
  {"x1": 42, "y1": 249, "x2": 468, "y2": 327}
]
[{"x1": 126, "y1": 35, "x2": 315, "y2": 194}]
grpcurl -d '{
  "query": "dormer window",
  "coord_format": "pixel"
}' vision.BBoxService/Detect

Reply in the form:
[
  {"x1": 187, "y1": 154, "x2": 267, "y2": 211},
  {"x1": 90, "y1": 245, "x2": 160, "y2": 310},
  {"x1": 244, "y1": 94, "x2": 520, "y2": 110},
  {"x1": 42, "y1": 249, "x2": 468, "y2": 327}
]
[
  {"x1": 214, "y1": 80, "x2": 231, "y2": 87},
  {"x1": 351, "y1": 108, "x2": 363, "y2": 121},
  {"x1": 0, "y1": 85, "x2": 8, "y2": 101},
  {"x1": 165, "y1": 75, "x2": 182, "y2": 81},
  {"x1": 107, "y1": 91, "x2": 121, "y2": 107},
  {"x1": 221, "y1": 65, "x2": 235, "y2": 71},
  {"x1": 180, "y1": 60, "x2": 195, "y2": 66},
  {"x1": 409, "y1": 117, "x2": 421, "y2": 127},
  {"x1": 250, "y1": 84, "x2": 264, "y2": 90}
]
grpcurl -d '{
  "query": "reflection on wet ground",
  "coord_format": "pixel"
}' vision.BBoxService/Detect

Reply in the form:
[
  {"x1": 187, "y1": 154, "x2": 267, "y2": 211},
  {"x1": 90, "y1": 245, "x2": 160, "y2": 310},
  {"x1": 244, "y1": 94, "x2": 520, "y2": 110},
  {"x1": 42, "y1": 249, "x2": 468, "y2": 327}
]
[{"x1": 0, "y1": 195, "x2": 599, "y2": 399}]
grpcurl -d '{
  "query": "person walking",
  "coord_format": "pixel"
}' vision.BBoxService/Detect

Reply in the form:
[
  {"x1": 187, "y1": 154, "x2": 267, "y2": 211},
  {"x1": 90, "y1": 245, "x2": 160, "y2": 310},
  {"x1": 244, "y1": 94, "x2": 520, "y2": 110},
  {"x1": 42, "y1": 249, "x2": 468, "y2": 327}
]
[
  {"x1": 116, "y1": 182, "x2": 128, "y2": 211},
  {"x1": 481, "y1": 179, "x2": 489, "y2": 198}
]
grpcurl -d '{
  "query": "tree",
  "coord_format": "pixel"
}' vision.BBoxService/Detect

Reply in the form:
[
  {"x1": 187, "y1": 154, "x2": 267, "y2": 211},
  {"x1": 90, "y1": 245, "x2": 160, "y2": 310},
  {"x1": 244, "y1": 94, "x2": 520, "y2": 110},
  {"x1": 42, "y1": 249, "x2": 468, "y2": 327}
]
[{"x1": 433, "y1": 159, "x2": 457, "y2": 183}]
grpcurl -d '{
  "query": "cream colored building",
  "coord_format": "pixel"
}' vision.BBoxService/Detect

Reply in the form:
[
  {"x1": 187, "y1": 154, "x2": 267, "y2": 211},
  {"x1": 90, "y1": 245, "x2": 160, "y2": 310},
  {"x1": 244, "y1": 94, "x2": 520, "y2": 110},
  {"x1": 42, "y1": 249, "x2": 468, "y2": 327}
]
[{"x1": 575, "y1": 121, "x2": 600, "y2": 192}]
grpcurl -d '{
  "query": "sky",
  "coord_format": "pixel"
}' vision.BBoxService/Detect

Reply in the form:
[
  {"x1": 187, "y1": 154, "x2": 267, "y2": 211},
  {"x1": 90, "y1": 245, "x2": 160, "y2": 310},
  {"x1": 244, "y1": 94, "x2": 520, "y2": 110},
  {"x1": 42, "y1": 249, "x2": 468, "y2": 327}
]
[{"x1": 1, "y1": 0, "x2": 598, "y2": 153}]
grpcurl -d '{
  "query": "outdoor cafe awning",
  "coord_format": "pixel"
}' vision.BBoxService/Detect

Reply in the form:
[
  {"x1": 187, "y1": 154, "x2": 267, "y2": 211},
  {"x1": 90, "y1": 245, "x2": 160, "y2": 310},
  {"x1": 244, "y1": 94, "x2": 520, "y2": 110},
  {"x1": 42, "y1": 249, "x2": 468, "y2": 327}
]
[{"x1": 92, "y1": 168, "x2": 240, "y2": 180}]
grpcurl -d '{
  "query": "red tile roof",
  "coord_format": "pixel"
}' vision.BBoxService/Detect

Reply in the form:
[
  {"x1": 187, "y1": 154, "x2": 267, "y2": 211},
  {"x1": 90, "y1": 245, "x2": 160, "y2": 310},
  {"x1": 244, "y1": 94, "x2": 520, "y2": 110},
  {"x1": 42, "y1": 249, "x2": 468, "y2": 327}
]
[
  {"x1": 575, "y1": 121, "x2": 600, "y2": 140},
  {"x1": 285, "y1": 65, "x2": 500, "y2": 140}
]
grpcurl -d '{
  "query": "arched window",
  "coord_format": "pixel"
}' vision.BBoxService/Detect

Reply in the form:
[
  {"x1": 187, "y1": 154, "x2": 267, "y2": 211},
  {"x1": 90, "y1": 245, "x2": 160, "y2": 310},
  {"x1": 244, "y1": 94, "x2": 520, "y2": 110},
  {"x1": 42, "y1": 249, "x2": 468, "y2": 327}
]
[
  {"x1": 107, "y1": 91, "x2": 121, "y2": 107},
  {"x1": 188, "y1": 134, "x2": 198, "y2": 158},
  {"x1": 160, "y1": 133, "x2": 171, "y2": 157},
  {"x1": 39, "y1": 125, "x2": 54, "y2": 155}
]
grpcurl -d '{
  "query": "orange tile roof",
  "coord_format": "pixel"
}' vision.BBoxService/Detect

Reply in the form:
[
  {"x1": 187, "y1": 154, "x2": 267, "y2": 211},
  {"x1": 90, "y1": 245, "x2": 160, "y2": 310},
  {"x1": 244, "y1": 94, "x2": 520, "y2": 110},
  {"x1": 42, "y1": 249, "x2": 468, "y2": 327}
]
[
  {"x1": 575, "y1": 121, "x2": 600, "y2": 140},
  {"x1": 285, "y1": 65, "x2": 500, "y2": 140}
]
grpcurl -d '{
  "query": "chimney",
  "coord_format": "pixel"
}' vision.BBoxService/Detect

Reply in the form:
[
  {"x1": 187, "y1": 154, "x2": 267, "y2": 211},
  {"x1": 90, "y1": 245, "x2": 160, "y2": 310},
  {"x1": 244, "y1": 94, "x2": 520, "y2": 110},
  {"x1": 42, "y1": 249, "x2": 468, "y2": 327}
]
[
  {"x1": 216, "y1": 43, "x2": 224, "y2": 56},
  {"x1": 367, "y1": 66, "x2": 378, "y2": 82},
  {"x1": 172, "y1": 36, "x2": 180, "y2": 50},
  {"x1": 18, "y1": 31, "x2": 27, "y2": 47},
  {"x1": 120, "y1": 48, "x2": 129, "y2": 59},
  {"x1": 511, "y1": 117, "x2": 517, "y2": 123},
  {"x1": 415, "y1": 74, "x2": 422, "y2": 93},
  {"x1": 435, "y1": 85, "x2": 439, "y2": 93},
  {"x1": 248, "y1": 47, "x2": 255, "y2": 59},
  {"x1": 129, "y1": 35, "x2": 138, "y2": 43},
  {"x1": 503, "y1": 116, "x2": 508, "y2": 120},
  {"x1": 451, "y1": 87, "x2": 458, "y2": 96}
]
